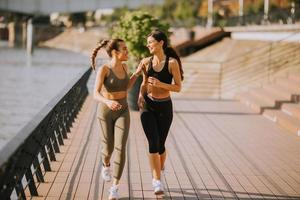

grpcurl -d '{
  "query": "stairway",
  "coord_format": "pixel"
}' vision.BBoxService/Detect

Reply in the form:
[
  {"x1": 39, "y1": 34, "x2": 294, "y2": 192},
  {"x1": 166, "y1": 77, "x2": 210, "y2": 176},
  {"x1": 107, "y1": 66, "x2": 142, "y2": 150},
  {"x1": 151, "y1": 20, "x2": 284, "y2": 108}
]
[{"x1": 235, "y1": 71, "x2": 300, "y2": 135}]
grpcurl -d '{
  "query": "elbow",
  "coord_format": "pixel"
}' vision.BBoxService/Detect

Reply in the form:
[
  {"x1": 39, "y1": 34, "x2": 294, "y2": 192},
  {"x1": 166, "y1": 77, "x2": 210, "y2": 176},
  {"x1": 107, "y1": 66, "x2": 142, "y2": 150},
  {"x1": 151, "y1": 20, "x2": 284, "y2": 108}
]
[
  {"x1": 93, "y1": 91, "x2": 98, "y2": 100},
  {"x1": 175, "y1": 86, "x2": 181, "y2": 93},
  {"x1": 127, "y1": 83, "x2": 132, "y2": 90}
]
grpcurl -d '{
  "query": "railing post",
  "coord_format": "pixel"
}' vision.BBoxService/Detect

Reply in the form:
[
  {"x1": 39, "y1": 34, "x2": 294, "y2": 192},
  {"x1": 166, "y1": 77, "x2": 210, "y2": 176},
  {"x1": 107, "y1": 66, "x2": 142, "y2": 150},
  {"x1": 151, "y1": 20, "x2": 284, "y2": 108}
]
[
  {"x1": 33, "y1": 158, "x2": 44, "y2": 182},
  {"x1": 41, "y1": 146, "x2": 51, "y2": 171},
  {"x1": 25, "y1": 170, "x2": 38, "y2": 196},
  {"x1": 15, "y1": 180, "x2": 26, "y2": 199}
]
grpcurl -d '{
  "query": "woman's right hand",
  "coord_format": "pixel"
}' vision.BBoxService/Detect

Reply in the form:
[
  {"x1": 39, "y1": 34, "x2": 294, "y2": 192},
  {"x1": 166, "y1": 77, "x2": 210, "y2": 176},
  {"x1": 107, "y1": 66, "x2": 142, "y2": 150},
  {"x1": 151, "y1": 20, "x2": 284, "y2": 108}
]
[
  {"x1": 106, "y1": 100, "x2": 122, "y2": 111},
  {"x1": 134, "y1": 58, "x2": 147, "y2": 77},
  {"x1": 138, "y1": 95, "x2": 145, "y2": 109}
]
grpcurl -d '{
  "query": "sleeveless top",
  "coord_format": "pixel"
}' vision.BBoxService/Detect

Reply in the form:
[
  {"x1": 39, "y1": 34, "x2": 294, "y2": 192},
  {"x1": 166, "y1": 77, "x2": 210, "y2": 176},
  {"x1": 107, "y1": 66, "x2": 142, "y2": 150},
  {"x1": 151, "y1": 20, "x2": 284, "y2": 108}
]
[
  {"x1": 147, "y1": 56, "x2": 173, "y2": 84},
  {"x1": 103, "y1": 65, "x2": 129, "y2": 92}
]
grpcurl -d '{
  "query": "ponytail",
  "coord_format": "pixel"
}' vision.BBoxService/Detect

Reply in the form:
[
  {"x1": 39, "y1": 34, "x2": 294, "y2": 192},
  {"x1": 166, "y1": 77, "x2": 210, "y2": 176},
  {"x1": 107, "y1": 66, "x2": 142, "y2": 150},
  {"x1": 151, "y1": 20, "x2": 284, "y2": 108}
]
[
  {"x1": 90, "y1": 39, "x2": 124, "y2": 70},
  {"x1": 165, "y1": 47, "x2": 184, "y2": 80},
  {"x1": 90, "y1": 40, "x2": 109, "y2": 70}
]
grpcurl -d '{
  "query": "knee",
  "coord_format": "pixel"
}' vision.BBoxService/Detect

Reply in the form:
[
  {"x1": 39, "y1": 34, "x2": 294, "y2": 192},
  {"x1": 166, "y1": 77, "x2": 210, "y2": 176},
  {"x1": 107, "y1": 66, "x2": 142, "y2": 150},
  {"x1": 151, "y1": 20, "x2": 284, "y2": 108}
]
[
  {"x1": 159, "y1": 146, "x2": 165, "y2": 155},
  {"x1": 149, "y1": 141, "x2": 160, "y2": 154},
  {"x1": 102, "y1": 144, "x2": 114, "y2": 157}
]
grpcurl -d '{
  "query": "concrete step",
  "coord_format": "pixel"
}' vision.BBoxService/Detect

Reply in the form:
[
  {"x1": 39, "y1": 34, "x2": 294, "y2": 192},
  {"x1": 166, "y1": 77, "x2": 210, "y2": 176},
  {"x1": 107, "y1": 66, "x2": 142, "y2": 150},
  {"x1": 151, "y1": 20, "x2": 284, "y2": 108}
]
[
  {"x1": 235, "y1": 92, "x2": 274, "y2": 113},
  {"x1": 263, "y1": 109, "x2": 300, "y2": 136},
  {"x1": 276, "y1": 78, "x2": 300, "y2": 93},
  {"x1": 249, "y1": 87, "x2": 291, "y2": 107},
  {"x1": 281, "y1": 103, "x2": 300, "y2": 121},
  {"x1": 288, "y1": 72, "x2": 300, "y2": 83},
  {"x1": 262, "y1": 83, "x2": 295, "y2": 100}
]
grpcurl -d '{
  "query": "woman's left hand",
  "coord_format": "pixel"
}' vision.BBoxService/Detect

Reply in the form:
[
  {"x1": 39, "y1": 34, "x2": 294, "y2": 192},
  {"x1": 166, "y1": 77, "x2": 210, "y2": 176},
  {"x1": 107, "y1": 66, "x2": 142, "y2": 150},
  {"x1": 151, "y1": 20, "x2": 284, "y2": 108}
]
[{"x1": 148, "y1": 77, "x2": 161, "y2": 88}]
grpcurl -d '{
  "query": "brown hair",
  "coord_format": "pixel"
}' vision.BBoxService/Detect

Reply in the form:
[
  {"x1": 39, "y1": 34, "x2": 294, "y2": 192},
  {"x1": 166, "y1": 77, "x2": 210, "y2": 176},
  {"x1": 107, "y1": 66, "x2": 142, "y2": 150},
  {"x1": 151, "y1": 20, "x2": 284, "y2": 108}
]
[
  {"x1": 148, "y1": 30, "x2": 184, "y2": 80},
  {"x1": 90, "y1": 38, "x2": 124, "y2": 70}
]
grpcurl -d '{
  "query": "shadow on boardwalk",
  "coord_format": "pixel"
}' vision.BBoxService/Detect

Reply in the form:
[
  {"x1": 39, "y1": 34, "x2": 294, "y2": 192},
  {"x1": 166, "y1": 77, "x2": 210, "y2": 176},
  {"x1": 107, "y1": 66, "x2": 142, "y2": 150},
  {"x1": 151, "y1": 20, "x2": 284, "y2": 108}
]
[{"x1": 31, "y1": 96, "x2": 300, "y2": 200}]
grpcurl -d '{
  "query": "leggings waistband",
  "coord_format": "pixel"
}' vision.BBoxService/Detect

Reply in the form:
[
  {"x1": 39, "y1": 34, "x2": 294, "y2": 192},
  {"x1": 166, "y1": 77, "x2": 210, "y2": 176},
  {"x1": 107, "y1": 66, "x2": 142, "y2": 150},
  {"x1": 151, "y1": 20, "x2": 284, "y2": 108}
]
[{"x1": 146, "y1": 94, "x2": 171, "y2": 102}]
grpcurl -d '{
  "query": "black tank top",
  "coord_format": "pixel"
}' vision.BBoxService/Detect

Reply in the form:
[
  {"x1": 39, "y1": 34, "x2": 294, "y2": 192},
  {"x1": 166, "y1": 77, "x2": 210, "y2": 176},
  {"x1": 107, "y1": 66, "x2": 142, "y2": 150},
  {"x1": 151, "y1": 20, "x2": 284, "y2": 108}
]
[{"x1": 147, "y1": 56, "x2": 172, "y2": 84}]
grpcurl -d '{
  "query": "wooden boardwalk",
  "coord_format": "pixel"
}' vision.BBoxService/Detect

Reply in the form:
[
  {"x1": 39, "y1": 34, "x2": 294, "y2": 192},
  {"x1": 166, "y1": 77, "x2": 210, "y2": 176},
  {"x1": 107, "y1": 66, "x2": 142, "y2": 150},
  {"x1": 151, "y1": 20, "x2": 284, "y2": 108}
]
[{"x1": 29, "y1": 95, "x2": 300, "y2": 200}]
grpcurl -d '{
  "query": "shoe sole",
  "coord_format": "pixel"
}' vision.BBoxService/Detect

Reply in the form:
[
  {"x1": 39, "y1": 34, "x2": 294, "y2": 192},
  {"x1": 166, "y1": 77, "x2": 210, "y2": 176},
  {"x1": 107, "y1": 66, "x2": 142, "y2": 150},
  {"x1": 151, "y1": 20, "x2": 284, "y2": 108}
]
[
  {"x1": 154, "y1": 190, "x2": 164, "y2": 195},
  {"x1": 101, "y1": 174, "x2": 111, "y2": 182}
]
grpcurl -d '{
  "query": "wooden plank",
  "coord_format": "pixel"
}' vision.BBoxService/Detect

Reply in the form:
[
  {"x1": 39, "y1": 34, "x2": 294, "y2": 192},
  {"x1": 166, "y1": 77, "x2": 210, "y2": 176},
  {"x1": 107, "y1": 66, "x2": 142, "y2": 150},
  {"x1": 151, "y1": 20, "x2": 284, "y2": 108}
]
[{"x1": 29, "y1": 96, "x2": 300, "y2": 200}]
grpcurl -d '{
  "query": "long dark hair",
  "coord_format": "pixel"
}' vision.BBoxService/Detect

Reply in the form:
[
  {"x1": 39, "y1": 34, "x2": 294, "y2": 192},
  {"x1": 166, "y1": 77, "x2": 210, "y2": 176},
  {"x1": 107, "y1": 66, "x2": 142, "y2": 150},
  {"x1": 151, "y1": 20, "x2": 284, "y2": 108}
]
[
  {"x1": 148, "y1": 30, "x2": 184, "y2": 80},
  {"x1": 90, "y1": 38, "x2": 124, "y2": 70}
]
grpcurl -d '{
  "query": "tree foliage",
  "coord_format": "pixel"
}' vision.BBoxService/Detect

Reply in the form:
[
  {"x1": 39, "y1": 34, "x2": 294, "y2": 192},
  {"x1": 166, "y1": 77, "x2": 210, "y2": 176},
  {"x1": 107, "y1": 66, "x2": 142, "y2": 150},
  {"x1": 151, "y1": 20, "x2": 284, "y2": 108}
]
[{"x1": 111, "y1": 11, "x2": 170, "y2": 60}]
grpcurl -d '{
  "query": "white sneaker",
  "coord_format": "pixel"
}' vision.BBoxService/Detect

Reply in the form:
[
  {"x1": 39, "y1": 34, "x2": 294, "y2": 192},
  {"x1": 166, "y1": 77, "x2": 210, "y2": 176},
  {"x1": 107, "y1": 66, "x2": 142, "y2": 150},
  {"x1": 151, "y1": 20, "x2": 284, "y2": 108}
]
[
  {"x1": 161, "y1": 168, "x2": 165, "y2": 176},
  {"x1": 101, "y1": 165, "x2": 111, "y2": 182},
  {"x1": 152, "y1": 179, "x2": 164, "y2": 195},
  {"x1": 109, "y1": 185, "x2": 119, "y2": 200}
]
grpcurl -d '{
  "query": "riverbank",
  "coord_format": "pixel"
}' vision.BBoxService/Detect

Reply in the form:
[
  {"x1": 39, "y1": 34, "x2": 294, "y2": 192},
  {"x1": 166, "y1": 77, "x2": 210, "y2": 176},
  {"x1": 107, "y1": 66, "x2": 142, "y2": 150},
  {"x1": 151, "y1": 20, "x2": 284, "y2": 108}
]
[
  {"x1": 41, "y1": 27, "x2": 109, "y2": 59},
  {"x1": 0, "y1": 47, "x2": 88, "y2": 149}
]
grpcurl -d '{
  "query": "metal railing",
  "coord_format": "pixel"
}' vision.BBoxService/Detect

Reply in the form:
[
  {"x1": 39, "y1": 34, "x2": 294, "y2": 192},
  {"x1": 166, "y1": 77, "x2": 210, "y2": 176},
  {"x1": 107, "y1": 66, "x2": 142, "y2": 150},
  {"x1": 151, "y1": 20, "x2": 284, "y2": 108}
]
[
  {"x1": 196, "y1": 8, "x2": 300, "y2": 27},
  {"x1": 0, "y1": 67, "x2": 92, "y2": 199}
]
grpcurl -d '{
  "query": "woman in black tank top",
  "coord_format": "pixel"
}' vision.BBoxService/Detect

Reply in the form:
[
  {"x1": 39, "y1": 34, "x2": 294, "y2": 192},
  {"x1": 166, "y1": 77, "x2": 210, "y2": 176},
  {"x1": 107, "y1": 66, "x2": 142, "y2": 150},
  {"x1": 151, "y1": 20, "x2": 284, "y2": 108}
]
[{"x1": 137, "y1": 30, "x2": 184, "y2": 195}]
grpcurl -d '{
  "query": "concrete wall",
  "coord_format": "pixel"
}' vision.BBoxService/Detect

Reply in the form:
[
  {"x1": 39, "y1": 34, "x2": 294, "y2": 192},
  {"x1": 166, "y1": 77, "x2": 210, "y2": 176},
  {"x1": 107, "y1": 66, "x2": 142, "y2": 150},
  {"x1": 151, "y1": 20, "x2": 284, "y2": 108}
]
[
  {"x1": 0, "y1": 0, "x2": 163, "y2": 15},
  {"x1": 231, "y1": 32, "x2": 300, "y2": 42}
]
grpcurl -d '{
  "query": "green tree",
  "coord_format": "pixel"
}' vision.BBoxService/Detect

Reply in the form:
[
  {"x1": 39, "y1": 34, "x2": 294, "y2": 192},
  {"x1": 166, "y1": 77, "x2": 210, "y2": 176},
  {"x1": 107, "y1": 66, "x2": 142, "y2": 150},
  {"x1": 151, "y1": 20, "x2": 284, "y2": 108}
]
[{"x1": 111, "y1": 11, "x2": 170, "y2": 62}]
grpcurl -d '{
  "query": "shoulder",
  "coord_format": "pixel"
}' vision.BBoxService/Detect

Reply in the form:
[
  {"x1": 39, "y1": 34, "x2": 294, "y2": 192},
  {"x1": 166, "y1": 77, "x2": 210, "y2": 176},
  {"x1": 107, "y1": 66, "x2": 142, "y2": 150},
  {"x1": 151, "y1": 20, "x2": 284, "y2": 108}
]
[
  {"x1": 140, "y1": 57, "x2": 152, "y2": 70},
  {"x1": 122, "y1": 63, "x2": 128, "y2": 72},
  {"x1": 96, "y1": 64, "x2": 110, "y2": 77},
  {"x1": 168, "y1": 57, "x2": 179, "y2": 69},
  {"x1": 141, "y1": 57, "x2": 152, "y2": 65}
]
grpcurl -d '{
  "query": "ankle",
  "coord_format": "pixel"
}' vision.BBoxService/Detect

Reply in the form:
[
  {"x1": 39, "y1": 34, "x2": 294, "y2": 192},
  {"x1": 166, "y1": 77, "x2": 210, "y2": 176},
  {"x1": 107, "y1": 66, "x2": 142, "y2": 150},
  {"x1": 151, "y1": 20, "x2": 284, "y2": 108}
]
[{"x1": 103, "y1": 162, "x2": 110, "y2": 167}]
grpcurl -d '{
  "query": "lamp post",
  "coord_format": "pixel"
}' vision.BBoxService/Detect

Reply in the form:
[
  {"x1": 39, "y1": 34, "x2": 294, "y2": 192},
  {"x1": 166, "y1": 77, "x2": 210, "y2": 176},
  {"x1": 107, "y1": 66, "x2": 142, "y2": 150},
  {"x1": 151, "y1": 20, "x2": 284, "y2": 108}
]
[
  {"x1": 26, "y1": 18, "x2": 33, "y2": 55},
  {"x1": 263, "y1": 0, "x2": 269, "y2": 23},
  {"x1": 207, "y1": 0, "x2": 213, "y2": 27},
  {"x1": 291, "y1": 1, "x2": 295, "y2": 24},
  {"x1": 239, "y1": 0, "x2": 244, "y2": 25}
]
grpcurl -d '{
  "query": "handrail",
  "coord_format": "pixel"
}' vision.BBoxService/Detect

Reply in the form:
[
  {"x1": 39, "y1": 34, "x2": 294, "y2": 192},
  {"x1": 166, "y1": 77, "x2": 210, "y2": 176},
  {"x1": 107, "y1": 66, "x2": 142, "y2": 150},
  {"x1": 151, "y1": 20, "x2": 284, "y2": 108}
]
[
  {"x1": 220, "y1": 39, "x2": 300, "y2": 98},
  {"x1": 0, "y1": 67, "x2": 92, "y2": 199},
  {"x1": 223, "y1": 30, "x2": 300, "y2": 63},
  {"x1": 220, "y1": 8, "x2": 300, "y2": 27},
  {"x1": 223, "y1": 41, "x2": 299, "y2": 73},
  {"x1": 178, "y1": 30, "x2": 300, "y2": 99}
]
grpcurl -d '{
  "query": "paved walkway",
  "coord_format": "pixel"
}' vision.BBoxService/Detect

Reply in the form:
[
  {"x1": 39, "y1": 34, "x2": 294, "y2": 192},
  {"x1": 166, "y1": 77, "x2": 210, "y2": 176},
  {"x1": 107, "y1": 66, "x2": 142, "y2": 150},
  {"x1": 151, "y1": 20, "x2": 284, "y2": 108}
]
[{"x1": 29, "y1": 95, "x2": 300, "y2": 200}]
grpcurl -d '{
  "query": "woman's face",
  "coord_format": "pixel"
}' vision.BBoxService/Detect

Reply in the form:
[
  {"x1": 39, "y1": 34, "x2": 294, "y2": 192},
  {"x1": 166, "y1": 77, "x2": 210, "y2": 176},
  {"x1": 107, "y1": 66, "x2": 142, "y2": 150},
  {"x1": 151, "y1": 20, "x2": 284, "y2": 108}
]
[
  {"x1": 116, "y1": 42, "x2": 128, "y2": 61},
  {"x1": 147, "y1": 36, "x2": 163, "y2": 54}
]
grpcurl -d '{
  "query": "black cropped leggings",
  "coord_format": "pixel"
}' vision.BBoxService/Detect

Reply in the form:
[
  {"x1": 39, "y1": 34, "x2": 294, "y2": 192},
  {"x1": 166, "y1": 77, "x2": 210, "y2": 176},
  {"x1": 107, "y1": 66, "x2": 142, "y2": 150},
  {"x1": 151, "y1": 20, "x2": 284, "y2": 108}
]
[{"x1": 140, "y1": 95, "x2": 173, "y2": 154}]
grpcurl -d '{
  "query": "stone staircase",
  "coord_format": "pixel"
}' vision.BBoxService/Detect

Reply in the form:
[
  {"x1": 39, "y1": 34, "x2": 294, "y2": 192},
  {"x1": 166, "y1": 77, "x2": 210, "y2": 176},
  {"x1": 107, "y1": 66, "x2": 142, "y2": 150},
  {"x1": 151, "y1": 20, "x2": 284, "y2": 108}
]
[
  {"x1": 172, "y1": 61, "x2": 221, "y2": 99},
  {"x1": 235, "y1": 71, "x2": 300, "y2": 136}
]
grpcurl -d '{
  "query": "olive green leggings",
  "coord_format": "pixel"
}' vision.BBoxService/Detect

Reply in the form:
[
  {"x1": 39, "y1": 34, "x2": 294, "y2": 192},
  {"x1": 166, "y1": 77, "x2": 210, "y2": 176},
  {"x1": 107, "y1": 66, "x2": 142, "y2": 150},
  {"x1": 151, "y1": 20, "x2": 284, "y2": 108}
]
[{"x1": 97, "y1": 99, "x2": 130, "y2": 180}]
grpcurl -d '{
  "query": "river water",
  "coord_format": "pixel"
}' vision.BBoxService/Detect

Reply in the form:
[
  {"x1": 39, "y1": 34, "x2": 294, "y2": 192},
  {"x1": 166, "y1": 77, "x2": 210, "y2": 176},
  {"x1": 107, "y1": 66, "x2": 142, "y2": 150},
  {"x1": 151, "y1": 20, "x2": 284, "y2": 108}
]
[{"x1": 0, "y1": 46, "x2": 89, "y2": 150}]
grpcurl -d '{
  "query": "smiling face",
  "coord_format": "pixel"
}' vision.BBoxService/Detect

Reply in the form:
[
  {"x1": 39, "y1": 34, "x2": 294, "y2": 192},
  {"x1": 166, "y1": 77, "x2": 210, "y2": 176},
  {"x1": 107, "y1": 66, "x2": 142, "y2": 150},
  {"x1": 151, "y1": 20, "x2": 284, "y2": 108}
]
[
  {"x1": 147, "y1": 36, "x2": 163, "y2": 54},
  {"x1": 115, "y1": 41, "x2": 129, "y2": 61}
]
